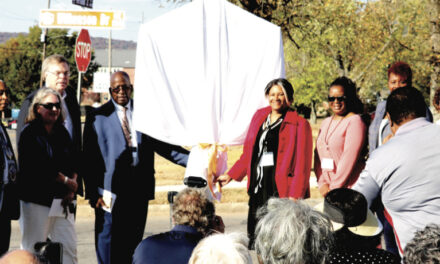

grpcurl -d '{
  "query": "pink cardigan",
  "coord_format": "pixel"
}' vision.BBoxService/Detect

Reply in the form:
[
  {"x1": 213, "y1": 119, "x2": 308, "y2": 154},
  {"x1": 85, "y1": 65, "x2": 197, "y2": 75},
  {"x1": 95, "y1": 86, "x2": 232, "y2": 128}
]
[
  {"x1": 228, "y1": 106, "x2": 313, "y2": 199},
  {"x1": 314, "y1": 114, "x2": 366, "y2": 189}
]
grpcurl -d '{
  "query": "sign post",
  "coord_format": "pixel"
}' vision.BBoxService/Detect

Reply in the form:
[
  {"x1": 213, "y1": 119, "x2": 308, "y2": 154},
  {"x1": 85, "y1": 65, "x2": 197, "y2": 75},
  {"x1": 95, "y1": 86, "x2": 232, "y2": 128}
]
[{"x1": 75, "y1": 29, "x2": 92, "y2": 103}]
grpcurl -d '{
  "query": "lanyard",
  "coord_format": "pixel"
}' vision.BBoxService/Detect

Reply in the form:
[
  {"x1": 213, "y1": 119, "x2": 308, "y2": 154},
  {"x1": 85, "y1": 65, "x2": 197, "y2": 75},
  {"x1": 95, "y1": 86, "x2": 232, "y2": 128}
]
[{"x1": 324, "y1": 116, "x2": 344, "y2": 145}]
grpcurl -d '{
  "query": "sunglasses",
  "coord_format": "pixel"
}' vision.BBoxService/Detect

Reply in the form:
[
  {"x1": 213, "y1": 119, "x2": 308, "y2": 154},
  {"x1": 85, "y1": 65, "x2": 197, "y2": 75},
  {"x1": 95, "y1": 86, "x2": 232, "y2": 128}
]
[
  {"x1": 328, "y1": 96, "x2": 346, "y2": 102},
  {"x1": 0, "y1": 90, "x2": 10, "y2": 96},
  {"x1": 40, "y1": 102, "x2": 61, "y2": 110},
  {"x1": 110, "y1": 85, "x2": 131, "y2": 93}
]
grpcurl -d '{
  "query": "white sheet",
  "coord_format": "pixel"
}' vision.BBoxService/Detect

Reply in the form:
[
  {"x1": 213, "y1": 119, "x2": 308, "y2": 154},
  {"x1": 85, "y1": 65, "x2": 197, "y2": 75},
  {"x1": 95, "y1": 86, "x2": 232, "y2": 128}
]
[{"x1": 133, "y1": 0, "x2": 285, "y2": 146}]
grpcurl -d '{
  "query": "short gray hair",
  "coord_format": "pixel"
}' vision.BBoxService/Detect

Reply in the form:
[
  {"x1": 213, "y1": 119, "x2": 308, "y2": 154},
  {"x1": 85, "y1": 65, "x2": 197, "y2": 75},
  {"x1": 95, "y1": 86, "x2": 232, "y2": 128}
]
[
  {"x1": 188, "y1": 232, "x2": 252, "y2": 264},
  {"x1": 255, "y1": 198, "x2": 334, "y2": 264},
  {"x1": 26, "y1": 87, "x2": 66, "y2": 124},
  {"x1": 41, "y1": 54, "x2": 69, "y2": 83},
  {"x1": 404, "y1": 224, "x2": 440, "y2": 264},
  {"x1": 172, "y1": 188, "x2": 215, "y2": 235}
]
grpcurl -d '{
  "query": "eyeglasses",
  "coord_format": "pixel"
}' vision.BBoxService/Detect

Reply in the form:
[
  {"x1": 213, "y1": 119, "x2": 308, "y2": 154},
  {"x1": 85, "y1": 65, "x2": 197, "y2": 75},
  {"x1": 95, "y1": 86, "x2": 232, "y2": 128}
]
[
  {"x1": 39, "y1": 102, "x2": 61, "y2": 110},
  {"x1": 328, "y1": 96, "x2": 347, "y2": 102},
  {"x1": 110, "y1": 85, "x2": 131, "y2": 93},
  {"x1": 47, "y1": 71, "x2": 70, "y2": 77}
]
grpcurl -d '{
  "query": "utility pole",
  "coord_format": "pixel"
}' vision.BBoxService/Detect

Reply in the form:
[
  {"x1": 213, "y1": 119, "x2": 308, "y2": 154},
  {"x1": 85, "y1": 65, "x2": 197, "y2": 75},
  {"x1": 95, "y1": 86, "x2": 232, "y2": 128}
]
[
  {"x1": 40, "y1": 0, "x2": 51, "y2": 87},
  {"x1": 108, "y1": 30, "x2": 112, "y2": 74}
]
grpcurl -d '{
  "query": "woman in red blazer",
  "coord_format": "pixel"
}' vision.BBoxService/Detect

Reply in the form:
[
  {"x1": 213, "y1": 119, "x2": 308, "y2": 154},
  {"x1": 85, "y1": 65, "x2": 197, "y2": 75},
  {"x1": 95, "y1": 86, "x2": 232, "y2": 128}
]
[{"x1": 217, "y1": 78, "x2": 313, "y2": 248}]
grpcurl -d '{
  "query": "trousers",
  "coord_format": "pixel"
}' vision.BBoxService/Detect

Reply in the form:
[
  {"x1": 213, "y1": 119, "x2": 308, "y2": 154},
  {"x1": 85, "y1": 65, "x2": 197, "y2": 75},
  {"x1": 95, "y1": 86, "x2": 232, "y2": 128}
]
[{"x1": 19, "y1": 201, "x2": 77, "y2": 264}]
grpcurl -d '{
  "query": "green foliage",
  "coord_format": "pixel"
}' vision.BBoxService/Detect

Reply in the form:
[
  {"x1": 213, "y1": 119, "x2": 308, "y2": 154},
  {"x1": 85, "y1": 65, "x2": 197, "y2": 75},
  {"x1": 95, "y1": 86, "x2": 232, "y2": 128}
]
[
  {"x1": 0, "y1": 26, "x2": 100, "y2": 108},
  {"x1": 230, "y1": 0, "x2": 433, "y2": 110}
]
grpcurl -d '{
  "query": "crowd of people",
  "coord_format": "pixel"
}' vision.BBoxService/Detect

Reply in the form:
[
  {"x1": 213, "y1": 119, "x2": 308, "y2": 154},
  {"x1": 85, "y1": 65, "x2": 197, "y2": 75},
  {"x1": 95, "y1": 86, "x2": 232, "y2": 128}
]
[{"x1": 0, "y1": 55, "x2": 440, "y2": 264}]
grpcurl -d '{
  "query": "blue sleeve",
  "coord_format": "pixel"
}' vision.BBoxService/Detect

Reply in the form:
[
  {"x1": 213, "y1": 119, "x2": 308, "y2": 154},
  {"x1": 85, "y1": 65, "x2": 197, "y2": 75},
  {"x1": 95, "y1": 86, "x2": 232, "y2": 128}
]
[
  {"x1": 151, "y1": 137, "x2": 189, "y2": 167},
  {"x1": 132, "y1": 239, "x2": 149, "y2": 264}
]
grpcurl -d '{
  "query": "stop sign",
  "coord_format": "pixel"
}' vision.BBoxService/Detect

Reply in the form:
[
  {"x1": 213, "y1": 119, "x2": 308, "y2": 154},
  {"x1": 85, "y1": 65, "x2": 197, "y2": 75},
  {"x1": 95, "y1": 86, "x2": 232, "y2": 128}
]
[{"x1": 75, "y1": 29, "x2": 92, "y2": 73}]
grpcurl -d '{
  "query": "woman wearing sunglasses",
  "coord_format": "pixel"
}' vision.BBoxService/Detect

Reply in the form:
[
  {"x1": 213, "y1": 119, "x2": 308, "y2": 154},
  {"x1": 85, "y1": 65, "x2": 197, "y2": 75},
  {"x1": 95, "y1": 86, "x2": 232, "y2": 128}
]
[
  {"x1": 314, "y1": 77, "x2": 366, "y2": 197},
  {"x1": 18, "y1": 87, "x2": 79, "y2": 264}
]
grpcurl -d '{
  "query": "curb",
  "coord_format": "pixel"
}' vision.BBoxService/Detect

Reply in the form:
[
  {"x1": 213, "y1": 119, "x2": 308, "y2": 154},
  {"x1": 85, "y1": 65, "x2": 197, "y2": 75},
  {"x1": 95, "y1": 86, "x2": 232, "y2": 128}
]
[{"x1": 76, "y1": 199, "x2": 322, "y2": 219}]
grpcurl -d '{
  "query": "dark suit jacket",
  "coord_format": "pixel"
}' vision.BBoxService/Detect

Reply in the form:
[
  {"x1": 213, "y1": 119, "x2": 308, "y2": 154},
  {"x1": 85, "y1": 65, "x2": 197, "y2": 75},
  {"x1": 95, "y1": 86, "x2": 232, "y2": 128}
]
[
  {"x1": 368, "y1": 100, "x2": 433, "y2": 153},
  {"x1": 132, "y1": 225, "x2": 203, "y2": 264},
  {"x1": 83, "y1": 100, "x2": 189, "y2": 204},
  {"x1": 0, "y1": 122, "x2": 19, "y2": 220},
  {"x1": 16, "y1": 87, "x2": 83, "y2": 196}
]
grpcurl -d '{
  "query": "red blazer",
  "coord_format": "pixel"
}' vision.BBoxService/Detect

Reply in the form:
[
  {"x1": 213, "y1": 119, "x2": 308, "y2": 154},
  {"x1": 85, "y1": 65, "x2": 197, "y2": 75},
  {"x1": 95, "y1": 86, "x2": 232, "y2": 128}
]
[{"x1": 228, "y1": 106, "x2": 313, "y2": 198}]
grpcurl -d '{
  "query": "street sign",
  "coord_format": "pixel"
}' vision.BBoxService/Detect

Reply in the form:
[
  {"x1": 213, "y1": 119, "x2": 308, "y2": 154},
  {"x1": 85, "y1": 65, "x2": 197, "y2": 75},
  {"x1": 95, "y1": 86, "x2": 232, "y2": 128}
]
[
  {"x1": 93, "y1": 71, "x2": 111, "y2": 93},
  {"x1": 75, "y1": 29, "x2": 92, "y2": 73},
  {"x1": 39, "y1": 10, "x2": 125, "y2": 29},
  {"x1": 72, "y1": 0, "x2": 93, "y2": 9}
]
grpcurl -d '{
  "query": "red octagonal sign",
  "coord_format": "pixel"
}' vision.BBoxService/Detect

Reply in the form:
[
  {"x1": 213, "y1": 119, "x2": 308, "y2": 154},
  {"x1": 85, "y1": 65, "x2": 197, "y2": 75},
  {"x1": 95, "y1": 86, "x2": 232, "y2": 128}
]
[{"x1": 75, "y1": 29, "x2": 92, "y2": 73}]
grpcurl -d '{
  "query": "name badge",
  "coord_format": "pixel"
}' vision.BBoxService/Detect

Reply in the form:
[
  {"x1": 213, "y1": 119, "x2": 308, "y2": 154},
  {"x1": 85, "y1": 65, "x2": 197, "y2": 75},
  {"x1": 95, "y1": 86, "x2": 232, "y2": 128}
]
[
  {"x1": 260, "y1": 152, "x2": 274, "y2": 167},
  {"x1": 321, "y1": 158, "x2": 334, "y2": 170}
]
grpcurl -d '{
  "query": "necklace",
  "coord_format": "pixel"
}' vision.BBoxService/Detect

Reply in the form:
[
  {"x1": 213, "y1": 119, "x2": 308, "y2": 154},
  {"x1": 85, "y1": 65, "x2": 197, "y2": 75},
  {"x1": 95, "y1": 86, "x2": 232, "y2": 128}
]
[{"x1": 324, "y1": 115, "x2": 345, "y2": 145}]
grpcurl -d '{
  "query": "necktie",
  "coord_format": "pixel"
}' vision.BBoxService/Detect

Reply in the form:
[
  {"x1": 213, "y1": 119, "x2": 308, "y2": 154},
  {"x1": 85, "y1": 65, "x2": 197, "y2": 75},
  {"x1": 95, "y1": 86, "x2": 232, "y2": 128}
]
[{"x1": 121, "y1": 107, "x2": 132, "y2": 147}]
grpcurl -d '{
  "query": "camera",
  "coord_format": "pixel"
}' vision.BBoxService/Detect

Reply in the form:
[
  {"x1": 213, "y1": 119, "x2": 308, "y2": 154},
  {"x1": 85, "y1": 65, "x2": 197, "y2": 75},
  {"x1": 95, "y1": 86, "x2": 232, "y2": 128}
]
[
  {"x1": 34, "y1": 240, "x2": 63, "y2": 264},
  {"x1": 184, "y1": 176, "x2": 207, "y2": 188}
]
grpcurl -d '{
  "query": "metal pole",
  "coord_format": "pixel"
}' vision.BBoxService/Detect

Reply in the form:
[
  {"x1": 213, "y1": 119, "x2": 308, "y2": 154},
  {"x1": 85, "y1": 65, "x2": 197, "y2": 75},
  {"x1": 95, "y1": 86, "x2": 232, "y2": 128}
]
[
  {"x1": 40, "y1": 0, "x2": 51, "y2": 87},
  {"x1": 108, "y1": 30, "x2": 112, "y2": 73},
  {"x1": 77, "y1": 72, "x2": 82, "y2": 103}
]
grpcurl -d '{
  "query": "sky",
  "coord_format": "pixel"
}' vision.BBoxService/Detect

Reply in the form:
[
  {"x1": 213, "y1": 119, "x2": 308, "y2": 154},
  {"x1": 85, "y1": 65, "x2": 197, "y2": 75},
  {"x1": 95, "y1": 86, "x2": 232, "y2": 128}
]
[{"x1": 0, "y1": 0, "x2": 187, "y2": 42}]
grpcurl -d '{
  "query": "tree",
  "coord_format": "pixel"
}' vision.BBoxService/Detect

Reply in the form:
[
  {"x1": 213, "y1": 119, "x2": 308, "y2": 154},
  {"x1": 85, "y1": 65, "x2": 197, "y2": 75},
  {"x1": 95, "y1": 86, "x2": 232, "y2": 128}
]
[
  {"x1": 0, "y1": 26, "x2": 100, "y2": 108},
  {"x1": 428, "y1": 0, "x2": 440, "y2": 108},
  {"x1": 230, "y1": 0, "x2": 433, "y2": 119}
]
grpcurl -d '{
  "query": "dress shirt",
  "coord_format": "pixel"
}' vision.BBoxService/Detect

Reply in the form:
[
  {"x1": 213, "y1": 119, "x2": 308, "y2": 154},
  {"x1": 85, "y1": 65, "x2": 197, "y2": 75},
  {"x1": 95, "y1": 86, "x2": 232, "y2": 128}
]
[
  {"x1": 111, "y1": 99, "x2": 138, "y2": 165},
  {"x1": 353, "y1": 117, "x2": 440, "y2": 255}
]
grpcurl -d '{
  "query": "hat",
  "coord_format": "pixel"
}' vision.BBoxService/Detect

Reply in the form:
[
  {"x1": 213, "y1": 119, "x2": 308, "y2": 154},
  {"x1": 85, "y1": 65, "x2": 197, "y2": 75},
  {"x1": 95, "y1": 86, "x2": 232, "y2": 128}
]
[{"x1": 314, "y1": 188, "x2": 383, "y2": 237}]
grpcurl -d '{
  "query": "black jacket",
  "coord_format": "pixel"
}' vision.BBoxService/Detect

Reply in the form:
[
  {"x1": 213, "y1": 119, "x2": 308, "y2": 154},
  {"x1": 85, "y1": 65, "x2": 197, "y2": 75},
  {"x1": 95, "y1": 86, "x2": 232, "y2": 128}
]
[
  {"x1": 18, "y1": 120, "x2": 79, "y2": 207},
  {"x1": 16, "y1": 87, "x2": 83, "y2": 196}
]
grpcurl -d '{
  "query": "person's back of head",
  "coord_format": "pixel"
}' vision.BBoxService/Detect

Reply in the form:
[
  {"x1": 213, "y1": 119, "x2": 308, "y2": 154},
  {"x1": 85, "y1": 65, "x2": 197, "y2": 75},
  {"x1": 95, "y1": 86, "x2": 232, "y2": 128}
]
[
  {"x1": 172, "y1": 187, "x2": 215, "y2": 235},
  {"x1": 0, "y1": 250, "x2": 40, "y2": 264},
  {"x1": 404, "y1": 224, "x2": 440, "y2": 264},
  {"x1": 188, "y1": 232, "x2": 252, "y2": 264},
  {"x1": 254, "y1": 198, "x2": 333, "y2": 264},
  {"x1": 386, "y1": 86, "x2": 426, "y2": 125}
]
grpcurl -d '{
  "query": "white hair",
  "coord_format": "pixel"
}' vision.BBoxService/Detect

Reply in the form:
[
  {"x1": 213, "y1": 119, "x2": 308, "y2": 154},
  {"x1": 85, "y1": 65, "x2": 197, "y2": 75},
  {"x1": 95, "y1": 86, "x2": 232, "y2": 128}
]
[
  {"x1": 188, "y1": 232, "x2": 252, "y2": 264},
  {"x1": 255, "y1": 198, "x2": 334, "y2": 264}
]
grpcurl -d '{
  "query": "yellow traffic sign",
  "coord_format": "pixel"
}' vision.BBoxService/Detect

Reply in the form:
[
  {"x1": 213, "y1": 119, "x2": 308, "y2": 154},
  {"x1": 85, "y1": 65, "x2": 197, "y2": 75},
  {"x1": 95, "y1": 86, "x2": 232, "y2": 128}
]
[{"x1": 39, "y1": 9, "x2": 125, "y2": 29}]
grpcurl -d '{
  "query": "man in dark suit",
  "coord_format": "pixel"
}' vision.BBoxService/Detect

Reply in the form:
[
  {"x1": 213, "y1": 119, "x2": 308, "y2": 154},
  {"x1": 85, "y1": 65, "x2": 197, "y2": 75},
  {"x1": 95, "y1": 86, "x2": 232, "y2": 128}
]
[
  {"x1": 0, "y1": 80, "x2": 18, "y2": 256},
  {"x1": 16, "y1": 54, "x2": 83, "y2": 196},
  {"x1": 83, "y1": 71, "x2": 189, "y2": 264},
  {"x1": 133, "y1": 188, "x2": 218, "y2": 264}
]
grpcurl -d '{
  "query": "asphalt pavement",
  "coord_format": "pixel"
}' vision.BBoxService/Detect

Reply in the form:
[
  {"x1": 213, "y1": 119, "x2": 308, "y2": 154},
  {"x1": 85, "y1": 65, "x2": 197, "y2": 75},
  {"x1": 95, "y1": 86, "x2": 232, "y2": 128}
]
[{"x1": 8, "y1": 204, "x2": 250, "y2": 263}]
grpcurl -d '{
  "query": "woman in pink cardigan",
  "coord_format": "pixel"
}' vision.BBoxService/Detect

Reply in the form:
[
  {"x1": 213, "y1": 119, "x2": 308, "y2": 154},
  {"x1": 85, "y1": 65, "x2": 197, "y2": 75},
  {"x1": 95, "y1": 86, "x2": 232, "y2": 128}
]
[
  {"x1": 314, "y1": 77, "x2": 366, "y2": 197},
  {"x1": 217, "y1": 78, "x2": 313, "y2": 248}
]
